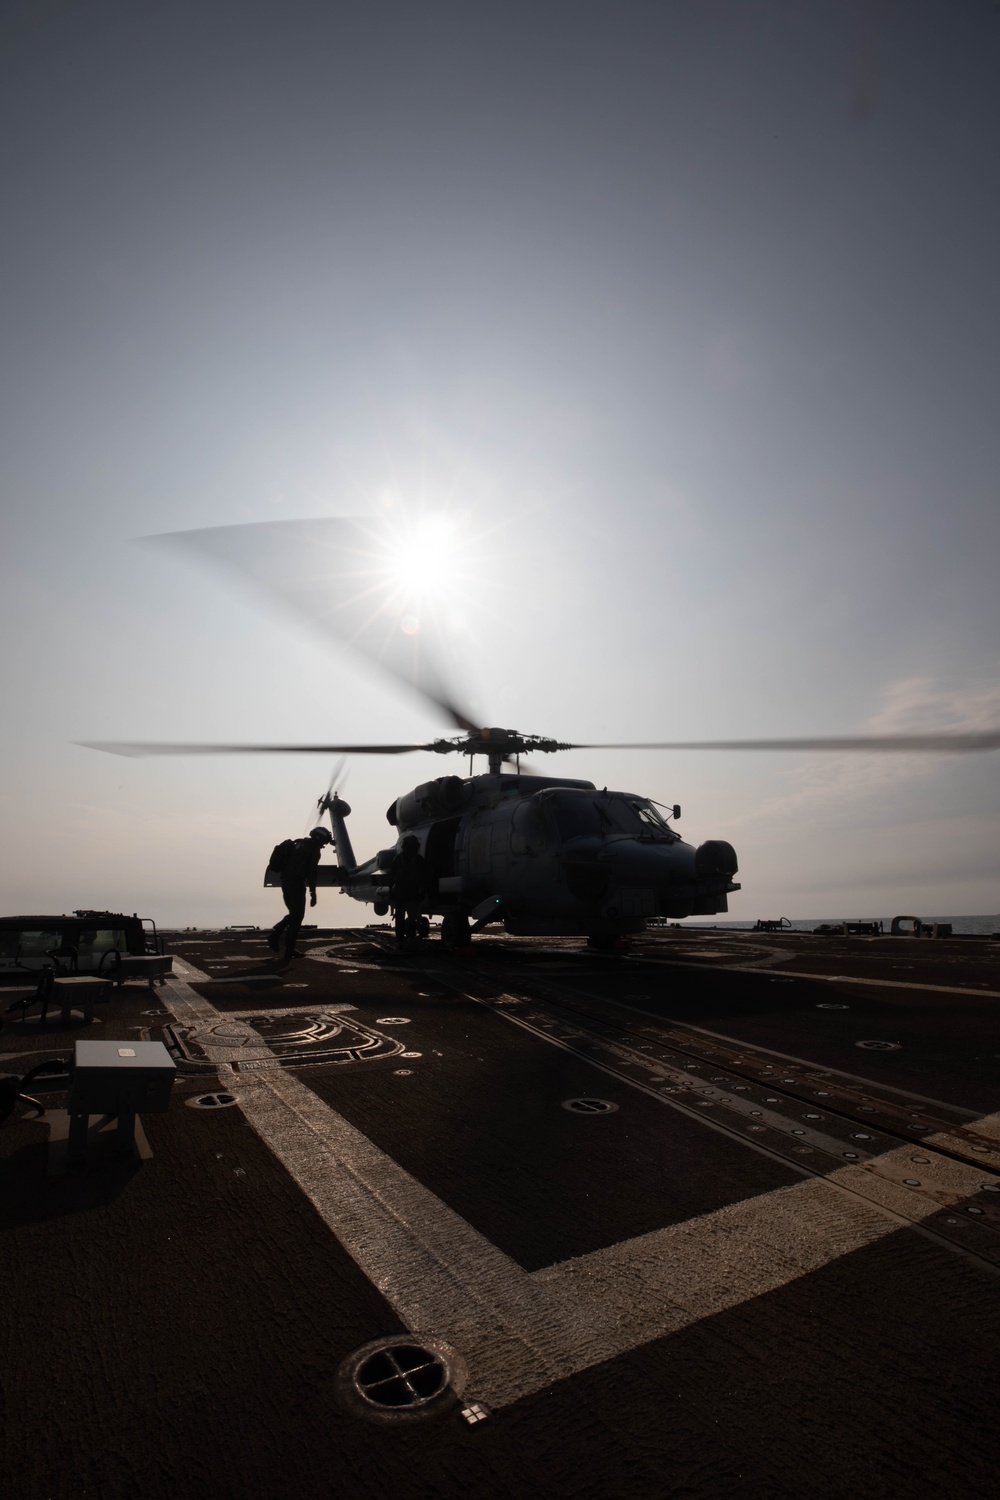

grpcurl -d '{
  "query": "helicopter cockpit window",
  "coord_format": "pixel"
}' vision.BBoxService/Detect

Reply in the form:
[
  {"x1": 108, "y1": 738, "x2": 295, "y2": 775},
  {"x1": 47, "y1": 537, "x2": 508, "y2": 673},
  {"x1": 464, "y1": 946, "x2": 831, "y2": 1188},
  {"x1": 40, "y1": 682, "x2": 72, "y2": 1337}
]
[
  {"x1": 551, "y1": 795, "x2": 603, "y2": 843},
  {"x1": 603, "y1": 798, "x2": 675, "y2": 839},
  {"x1": 603, "y1": 799, "x2": 644, "y2": 834},
  {"x1": 634, "y1": 801, "x2": 668, "y2": 830}
]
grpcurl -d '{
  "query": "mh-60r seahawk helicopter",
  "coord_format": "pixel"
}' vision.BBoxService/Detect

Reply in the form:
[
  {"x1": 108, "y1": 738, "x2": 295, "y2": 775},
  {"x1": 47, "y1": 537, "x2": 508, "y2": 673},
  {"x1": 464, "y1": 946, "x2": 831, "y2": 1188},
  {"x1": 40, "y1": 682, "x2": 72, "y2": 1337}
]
[
  {"x1": 307, "y1": 724, "x2": 738, "y2": 949},
  {"x1": 82, "y1": 518, "x2": 1000, "y2": 949}
]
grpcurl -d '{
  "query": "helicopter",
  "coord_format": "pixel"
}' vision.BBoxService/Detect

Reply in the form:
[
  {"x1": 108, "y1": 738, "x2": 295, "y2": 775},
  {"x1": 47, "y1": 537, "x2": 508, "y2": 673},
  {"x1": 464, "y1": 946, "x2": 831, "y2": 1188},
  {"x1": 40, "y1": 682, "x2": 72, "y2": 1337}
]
[
  {"x1": 302, "y1": 727, "x2": 739, "y2": 949},
  {"x1": 81, "y1": 517, "x2": 1000, "y2": 949}
]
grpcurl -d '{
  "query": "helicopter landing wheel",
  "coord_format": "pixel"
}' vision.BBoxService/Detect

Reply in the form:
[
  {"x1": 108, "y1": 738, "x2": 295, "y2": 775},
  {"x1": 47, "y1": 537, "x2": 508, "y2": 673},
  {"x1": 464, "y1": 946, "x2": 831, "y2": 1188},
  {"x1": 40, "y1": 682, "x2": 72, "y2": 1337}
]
[
  {"x1": 441, "y1": 911, "x2": 472, "y2": 950},
  {"x1": 587, "y1": 933, "x2": 626, "y2": 952}
]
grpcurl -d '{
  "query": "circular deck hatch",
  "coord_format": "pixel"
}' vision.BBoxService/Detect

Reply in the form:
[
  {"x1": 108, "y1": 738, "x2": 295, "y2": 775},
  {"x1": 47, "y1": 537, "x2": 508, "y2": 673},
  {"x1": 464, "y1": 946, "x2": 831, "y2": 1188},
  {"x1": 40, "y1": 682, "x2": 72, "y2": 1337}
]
[{"x1": 336, "y1": 1337, "x2": 465, "y2": 1423}]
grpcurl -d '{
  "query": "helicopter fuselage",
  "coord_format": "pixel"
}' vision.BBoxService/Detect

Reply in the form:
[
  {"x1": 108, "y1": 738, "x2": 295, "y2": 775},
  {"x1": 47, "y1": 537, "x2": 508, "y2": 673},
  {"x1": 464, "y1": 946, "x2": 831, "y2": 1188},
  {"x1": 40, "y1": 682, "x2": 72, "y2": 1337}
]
[{"x1": 312, "y1": 772, "x2": 739, "y2": 943}]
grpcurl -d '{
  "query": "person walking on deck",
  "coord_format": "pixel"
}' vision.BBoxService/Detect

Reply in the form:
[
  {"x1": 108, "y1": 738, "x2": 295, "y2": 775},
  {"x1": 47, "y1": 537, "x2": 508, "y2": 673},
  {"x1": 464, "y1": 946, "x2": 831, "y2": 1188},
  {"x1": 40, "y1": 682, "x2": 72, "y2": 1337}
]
[{"x1": 269, "y1": 827, "x2": 333, "y2": 963}]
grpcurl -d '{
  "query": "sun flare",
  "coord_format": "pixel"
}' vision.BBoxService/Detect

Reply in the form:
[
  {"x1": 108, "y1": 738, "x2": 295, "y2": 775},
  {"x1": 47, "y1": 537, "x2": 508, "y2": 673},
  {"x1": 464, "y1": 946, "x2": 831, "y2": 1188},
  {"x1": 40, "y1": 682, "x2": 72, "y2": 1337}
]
[{"x1": 384, "y1": 514, "x2": 460, "y2": 601}]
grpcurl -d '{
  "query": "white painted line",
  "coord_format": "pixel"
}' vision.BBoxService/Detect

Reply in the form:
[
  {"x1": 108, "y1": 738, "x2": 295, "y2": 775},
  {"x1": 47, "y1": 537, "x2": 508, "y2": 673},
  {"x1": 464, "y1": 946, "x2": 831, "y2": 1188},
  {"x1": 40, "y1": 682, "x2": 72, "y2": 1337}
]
[
  {"x1": 765, "y1": 968, "x2": 1000, "y2": 999},
  {"x1": 230, "y1": 1058, "x2": 1000, "y2": 1410},
  {"x1": 640, "y1": 955, "x2": 1000, "y2": 1000},
  {"x1": 223, "y1": 1004, "x2": 358, "y2": 1018},
  {"x1": 170, "y1": 954, "x2": 212, "y2": 985},
  {"x1": 159, "y1": 963, "x2": 1000, "y2": 1411}
]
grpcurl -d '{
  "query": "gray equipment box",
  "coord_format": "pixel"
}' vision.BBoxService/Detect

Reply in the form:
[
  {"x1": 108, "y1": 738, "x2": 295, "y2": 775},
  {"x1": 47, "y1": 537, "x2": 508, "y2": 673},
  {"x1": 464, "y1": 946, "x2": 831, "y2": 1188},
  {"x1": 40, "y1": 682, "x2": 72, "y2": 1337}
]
[{"x1": 69, "y1": 1040, "x2": 176, "y2": 1116}]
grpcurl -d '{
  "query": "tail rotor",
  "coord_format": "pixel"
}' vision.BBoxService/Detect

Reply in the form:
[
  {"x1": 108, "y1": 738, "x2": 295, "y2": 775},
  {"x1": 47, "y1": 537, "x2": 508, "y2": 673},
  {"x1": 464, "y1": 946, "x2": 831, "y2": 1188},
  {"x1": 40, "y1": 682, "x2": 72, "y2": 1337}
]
[
  {"x1": 300, "y1": 756, "x2": 347, "y2": 835},
  {"x1": 316, "y1": 755, "x2": 348, "y2": 818}
]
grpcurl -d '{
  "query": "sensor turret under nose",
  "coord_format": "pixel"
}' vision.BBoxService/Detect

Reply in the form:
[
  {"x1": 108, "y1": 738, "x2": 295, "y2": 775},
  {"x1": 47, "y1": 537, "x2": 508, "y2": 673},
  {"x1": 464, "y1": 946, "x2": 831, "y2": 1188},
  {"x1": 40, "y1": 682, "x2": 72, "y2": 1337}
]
[{"x1": 695, "y1": 840, "x2": 739, "y2": 876}]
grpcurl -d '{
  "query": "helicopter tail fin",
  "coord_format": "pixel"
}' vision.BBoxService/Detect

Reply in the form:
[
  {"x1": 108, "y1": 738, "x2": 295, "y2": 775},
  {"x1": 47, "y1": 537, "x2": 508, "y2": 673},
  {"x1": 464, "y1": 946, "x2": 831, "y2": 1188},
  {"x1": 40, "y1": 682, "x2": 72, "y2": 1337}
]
[{"x1": 323, "y1": 793, "x2": 358, "y2": 873}]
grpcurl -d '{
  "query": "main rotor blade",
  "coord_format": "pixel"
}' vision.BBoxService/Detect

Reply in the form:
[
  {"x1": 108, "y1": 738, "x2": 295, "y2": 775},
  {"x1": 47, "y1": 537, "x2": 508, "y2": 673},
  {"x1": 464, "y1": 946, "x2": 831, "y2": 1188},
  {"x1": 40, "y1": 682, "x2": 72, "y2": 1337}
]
[
  {"x1": 78, "y1": 741, "x2": 435, "y2": 758},
  {"x1": 149, "y1": 518, "x2": 481, "y2": 735},
  {"x1": 574, "y1": 732, "x2": 1000, "y2": 753}
]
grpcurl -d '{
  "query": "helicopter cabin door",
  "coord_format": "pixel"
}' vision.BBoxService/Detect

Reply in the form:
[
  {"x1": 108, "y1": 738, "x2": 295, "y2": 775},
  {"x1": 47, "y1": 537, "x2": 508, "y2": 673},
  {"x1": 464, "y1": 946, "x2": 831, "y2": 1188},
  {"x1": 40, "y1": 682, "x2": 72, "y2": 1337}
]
[{"x1": 425, "y1": 816, "x2": 461, "y2": 890}]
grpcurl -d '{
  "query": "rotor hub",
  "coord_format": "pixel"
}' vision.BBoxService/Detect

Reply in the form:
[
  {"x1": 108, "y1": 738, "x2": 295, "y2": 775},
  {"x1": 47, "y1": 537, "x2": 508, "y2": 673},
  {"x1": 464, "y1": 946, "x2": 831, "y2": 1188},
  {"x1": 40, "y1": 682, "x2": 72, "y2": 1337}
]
[{"x1": 429, "y1": 728, "x2": 569, "y2": 765}]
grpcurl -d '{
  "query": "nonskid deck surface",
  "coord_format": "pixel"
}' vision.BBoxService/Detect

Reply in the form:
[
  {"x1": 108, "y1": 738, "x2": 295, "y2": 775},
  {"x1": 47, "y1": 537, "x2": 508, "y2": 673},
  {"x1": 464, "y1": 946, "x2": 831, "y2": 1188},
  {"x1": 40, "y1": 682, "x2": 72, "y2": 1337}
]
[{"x1": 2, "y1": 925, "x2": 999, "y2": 1499}]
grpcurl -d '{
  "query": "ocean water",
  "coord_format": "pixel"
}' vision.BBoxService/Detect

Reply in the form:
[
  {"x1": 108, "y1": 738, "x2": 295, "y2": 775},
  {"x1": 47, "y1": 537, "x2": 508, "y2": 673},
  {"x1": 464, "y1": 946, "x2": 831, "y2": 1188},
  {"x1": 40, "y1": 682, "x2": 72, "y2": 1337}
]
[{"x1": 677, "y1": 914, "x2": 1000, "y2": 935}]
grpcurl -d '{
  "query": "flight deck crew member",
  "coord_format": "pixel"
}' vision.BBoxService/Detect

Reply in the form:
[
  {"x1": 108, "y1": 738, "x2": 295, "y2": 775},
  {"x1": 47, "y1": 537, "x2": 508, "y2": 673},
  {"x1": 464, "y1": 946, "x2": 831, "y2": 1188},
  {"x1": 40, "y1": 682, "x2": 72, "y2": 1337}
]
[
  {"x1": 388, "y1": 834, "x2": 428, "y2": 948},
  {"x1": 269, "y1": 827, "x2": 333, "y2": 963}
]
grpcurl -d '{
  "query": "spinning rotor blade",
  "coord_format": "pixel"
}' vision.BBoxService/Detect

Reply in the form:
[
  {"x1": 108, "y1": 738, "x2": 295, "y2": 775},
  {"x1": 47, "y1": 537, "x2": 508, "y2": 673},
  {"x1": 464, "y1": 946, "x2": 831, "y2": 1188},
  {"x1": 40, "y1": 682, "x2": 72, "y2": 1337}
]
[
  {"x1": 574, "y1": 732, "x2": 1000, "y2": 753},
  {"x1": 305, "y1": 758, "x2": 348, "y2": 834},
  {"x1": 322, "y1": 755, "x2": 347, "y2": 800},
  {"x1": 149, "y1": 518, "x2": 481, "y2": 734},
  {"x1": 80, "y1": 728, "x2": 1000, "y2": 759},
  {"x1": 79, "y1": 741, "x2": 437, "y2": 758}
]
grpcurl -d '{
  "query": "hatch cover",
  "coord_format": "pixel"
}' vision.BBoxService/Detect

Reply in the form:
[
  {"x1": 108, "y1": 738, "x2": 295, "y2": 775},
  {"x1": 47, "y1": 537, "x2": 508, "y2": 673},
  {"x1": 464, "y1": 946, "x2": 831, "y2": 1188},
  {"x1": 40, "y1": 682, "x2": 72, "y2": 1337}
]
[{"x1": 336, "y1": 1337, "x2": 466, "y2": 1423}]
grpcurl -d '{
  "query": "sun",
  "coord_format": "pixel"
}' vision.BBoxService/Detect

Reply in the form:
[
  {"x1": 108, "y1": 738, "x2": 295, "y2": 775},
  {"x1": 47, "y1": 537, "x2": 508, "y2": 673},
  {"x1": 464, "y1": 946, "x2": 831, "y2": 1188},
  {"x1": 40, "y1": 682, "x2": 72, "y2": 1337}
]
[{"x1": 384, "y1": 514, "x2": 460, "y2": 601}]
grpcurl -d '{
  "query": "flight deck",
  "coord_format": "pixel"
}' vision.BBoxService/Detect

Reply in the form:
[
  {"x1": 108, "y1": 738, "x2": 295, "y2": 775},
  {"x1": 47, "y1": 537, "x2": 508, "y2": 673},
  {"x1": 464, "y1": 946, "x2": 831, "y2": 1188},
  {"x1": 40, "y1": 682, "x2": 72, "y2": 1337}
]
[{"x1": 2, "y1": 924, "x2": 999, "y2": 1499}]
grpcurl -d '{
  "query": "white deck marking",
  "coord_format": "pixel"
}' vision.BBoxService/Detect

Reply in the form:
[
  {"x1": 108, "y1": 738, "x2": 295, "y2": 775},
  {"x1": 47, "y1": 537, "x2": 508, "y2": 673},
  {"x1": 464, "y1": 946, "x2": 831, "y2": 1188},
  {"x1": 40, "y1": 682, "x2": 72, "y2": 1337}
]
[
  {"x1": 160, "y1": 964, "x2": 999, "y2": 1409},
  {"x1": 639, "y1": 954, "x2": 1000, "y2": 1000}
]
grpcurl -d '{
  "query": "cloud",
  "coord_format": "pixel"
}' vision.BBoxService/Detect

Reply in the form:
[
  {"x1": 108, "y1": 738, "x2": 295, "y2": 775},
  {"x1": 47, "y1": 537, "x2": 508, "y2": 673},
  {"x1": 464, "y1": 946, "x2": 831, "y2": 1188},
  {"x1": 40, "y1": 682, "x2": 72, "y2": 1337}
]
[
  {"x1": 730, "y1": 676, "x2": 1000, "y2": 830},
  {"x1": 790, "y1": 815, "x2": 1000, "y2": 893}
]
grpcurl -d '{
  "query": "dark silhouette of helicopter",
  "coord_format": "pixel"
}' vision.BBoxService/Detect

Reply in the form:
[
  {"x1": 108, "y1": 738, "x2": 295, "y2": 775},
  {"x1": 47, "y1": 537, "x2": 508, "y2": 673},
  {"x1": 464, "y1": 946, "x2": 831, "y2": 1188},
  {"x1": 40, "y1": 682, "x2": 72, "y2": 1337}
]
[
  {"x1": 81, "y1": 518, "x2": 1000, "y2": 950},
  {"x1": 308, "y1": 733, "x2": 738, "y2": 949}
]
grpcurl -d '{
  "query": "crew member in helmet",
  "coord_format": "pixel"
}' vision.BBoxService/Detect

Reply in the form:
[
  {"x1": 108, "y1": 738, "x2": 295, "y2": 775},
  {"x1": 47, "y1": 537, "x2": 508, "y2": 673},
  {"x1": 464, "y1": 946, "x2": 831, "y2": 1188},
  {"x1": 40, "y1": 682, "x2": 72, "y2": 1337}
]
[
  {"x1": 269, "y1": 826, "x2": 334, "y2": 963},
  {"x1": 388, "y1": 834, "x2": 428, "y2": 948}
]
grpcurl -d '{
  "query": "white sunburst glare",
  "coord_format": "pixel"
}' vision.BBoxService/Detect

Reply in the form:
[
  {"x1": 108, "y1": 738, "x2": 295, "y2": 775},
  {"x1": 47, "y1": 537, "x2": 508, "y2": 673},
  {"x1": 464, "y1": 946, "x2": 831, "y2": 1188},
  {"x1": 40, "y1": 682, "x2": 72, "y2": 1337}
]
[
  {"x1": 339, "y1": 508, "x2": 488, "y2": 713},
  {"x1": 369, "y1": 511, "x2": 491, "y2": 654},
  {"x1": 384, "y1": 513, "x2": 462, "y2": 602}
]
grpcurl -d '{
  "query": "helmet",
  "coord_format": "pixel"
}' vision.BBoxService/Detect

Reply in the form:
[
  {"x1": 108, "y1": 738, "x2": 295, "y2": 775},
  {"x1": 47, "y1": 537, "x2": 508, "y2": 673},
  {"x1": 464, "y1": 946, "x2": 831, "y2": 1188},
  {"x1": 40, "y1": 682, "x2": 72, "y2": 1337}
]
[{"x1": 309, "y1": 827, "x2": 334, "y2": 844}]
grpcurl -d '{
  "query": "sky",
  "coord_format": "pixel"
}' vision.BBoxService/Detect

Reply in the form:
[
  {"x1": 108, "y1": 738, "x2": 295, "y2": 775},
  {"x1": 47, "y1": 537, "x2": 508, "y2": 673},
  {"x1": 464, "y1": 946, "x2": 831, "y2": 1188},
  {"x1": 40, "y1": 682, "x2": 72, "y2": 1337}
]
[{"x1": 1, "y1": 0, "x2": 998, "y2": 928}]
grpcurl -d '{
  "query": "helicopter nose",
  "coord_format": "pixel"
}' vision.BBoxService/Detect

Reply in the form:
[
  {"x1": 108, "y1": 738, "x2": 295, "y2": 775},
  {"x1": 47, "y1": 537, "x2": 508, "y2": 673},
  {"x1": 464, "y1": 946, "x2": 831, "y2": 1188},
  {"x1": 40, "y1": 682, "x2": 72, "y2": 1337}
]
[
  {"x1": 603, "y1": 836, "x2": 739, "y2": 917},
  {"x1": 607, "y1": 840, "x2": 697, "y2": 887}
]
